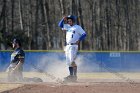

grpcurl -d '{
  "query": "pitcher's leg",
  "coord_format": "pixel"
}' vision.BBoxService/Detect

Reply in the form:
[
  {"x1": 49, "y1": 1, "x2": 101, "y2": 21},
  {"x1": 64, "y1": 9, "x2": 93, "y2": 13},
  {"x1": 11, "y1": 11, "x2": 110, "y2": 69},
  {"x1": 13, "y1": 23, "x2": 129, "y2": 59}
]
[
  {"x1": 64, "y1": 45, "x2": 78, "y2": 82},
  {"x1": 73, "y1": 66, "x2": 77, "y2": 76},
  {"x1": 69, "y1": 67, "x2": 73, "y2": 75}
]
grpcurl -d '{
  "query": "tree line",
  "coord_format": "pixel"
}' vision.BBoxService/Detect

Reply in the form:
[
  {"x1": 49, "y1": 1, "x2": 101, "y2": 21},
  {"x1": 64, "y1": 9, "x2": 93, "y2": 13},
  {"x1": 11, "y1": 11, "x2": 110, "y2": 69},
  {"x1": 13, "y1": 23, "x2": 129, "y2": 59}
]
[{"x1": 0, "y1": 0, "x2": 140, "y2": 51}]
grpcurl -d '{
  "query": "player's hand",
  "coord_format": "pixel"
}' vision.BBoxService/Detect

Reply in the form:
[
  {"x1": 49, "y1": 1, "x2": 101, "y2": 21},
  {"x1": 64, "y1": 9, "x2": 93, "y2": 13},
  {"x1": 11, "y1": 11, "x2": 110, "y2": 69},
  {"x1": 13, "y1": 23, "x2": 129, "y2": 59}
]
[
  {"x1": 10, "y1": 68, "x2": 15, "y2": 72},
  {"x1": 62, "y1": 28, "x2": 67, "y2": 31},
  {"x1": 76, "y1": 40, "x2": 80, "y2": 45},
  {"x1": 63, "y1": 16, "x2": 67, "y2": 21}
]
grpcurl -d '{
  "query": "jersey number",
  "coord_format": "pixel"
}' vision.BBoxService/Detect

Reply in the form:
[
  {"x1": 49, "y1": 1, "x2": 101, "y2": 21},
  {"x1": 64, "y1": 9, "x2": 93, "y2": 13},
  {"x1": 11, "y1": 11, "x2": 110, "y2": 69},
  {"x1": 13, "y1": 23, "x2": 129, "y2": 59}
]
[{"x1": 71, "y1": 31, "x2": 75, "y2": 38}]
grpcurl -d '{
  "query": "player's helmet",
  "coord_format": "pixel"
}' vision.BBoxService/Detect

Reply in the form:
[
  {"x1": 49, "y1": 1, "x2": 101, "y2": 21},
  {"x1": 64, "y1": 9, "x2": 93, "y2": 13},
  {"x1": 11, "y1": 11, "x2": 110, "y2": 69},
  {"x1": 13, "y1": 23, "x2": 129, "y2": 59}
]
[
  {"x1": 67, "y1": 15, "x2": 76, "y2": 22},
  {"x1": 12, "y1": 38, "x2": 21, "y2": 46}
]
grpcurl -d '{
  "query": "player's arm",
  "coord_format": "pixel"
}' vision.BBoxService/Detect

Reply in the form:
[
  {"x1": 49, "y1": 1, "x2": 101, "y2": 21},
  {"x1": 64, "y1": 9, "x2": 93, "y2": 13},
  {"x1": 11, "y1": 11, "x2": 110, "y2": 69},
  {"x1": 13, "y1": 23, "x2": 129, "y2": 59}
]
[
  {"x1": 76, "y1": 26, "x2": 86, "y2": 44},
  {"x1": 58, "y1": 19, "x2": 64, "y2": 28},
  {"x1": 76, "y1": 33, "x2": 86, "y2": 44},
  {"x1": 14, "y1": 57, "x2": 24, "y2": 70},
  {"x1": 58, "y1": 16, "x2": 67, "y2": 28},
  {"x1": 79, "y1": 33, "x2": 86, "y2": 41}
]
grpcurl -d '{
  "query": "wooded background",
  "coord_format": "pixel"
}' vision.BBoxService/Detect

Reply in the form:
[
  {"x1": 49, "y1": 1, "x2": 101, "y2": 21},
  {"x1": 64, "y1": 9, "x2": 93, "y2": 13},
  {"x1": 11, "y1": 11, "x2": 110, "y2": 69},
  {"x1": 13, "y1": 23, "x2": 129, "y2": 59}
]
[{"x1": 0, "y1": 0, "x2": 140, "y2": 51}]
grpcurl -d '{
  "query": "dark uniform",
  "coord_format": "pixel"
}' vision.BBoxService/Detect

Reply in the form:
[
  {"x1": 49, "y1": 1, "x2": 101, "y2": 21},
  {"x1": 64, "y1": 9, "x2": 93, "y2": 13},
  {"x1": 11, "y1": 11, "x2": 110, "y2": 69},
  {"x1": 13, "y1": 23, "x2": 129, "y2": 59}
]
[{"x1": 7, "y1": 39, "x2": 25, "y2": 82}]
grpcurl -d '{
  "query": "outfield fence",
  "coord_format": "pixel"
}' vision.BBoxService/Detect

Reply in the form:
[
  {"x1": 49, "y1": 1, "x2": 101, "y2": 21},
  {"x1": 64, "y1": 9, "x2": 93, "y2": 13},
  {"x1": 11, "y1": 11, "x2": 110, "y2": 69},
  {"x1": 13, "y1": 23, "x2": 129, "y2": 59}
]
[{"x1": 0, "y1": 50, "x2": 140, "y2": 72}]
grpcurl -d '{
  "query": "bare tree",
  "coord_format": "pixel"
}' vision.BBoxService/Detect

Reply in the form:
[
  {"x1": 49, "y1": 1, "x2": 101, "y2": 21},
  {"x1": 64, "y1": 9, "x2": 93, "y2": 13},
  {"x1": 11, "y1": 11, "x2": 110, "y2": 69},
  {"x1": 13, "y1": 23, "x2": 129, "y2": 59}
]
[
  {"x1": 0, "y1": 0, "x2": 139, "y2": 51},
  {"x1": 19, "y1": 0, "x2": 23, "y2": 31}
]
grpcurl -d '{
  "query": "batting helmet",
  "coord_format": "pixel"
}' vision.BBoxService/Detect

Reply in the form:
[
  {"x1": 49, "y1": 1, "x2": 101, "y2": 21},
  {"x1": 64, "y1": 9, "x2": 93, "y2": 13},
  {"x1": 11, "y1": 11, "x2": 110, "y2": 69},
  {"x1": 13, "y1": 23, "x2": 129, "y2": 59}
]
[{"x1": 12, "y1": 38, "x2": 21, "y2": 46}]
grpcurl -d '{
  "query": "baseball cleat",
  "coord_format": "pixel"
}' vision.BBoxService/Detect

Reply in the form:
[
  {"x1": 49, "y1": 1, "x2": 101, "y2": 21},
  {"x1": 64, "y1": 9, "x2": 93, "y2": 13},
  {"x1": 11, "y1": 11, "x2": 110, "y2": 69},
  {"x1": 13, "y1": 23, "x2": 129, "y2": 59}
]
[{"x1": 63, "y1": 75, "x2": 77, "y2": 82}]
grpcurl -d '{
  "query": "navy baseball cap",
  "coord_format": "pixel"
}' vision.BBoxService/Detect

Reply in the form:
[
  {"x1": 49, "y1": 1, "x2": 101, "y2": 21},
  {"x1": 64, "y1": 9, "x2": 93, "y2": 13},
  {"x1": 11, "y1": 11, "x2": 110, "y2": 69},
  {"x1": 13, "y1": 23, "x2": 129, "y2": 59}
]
[{"x1": 67, "y1": 15, "x2": 76, "y2": 21}]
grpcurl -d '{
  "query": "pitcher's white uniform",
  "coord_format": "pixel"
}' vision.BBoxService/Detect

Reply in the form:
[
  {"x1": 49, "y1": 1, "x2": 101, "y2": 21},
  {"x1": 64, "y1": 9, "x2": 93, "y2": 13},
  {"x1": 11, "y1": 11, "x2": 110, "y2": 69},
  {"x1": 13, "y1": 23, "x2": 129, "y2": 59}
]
[
  {"x1": 58, "y1": 15, "x2": 86, "y2": 81},
  {"x1": 65, "y1": 25, "x2": 86, "y2": 67}
]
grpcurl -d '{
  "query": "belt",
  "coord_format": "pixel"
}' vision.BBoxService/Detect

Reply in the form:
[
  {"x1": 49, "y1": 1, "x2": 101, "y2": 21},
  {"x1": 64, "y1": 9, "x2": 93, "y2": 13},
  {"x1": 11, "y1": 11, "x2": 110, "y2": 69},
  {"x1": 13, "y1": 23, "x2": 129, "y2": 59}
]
[{"x1": 67, "y1": 43, "x2": 77, "y2": 45}]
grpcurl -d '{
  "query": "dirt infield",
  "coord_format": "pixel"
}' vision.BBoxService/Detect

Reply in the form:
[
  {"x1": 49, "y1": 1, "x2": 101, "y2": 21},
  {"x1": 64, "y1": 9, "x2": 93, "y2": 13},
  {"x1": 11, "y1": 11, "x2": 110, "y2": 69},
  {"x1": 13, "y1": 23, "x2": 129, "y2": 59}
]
[
  {"x1": 1, "y1": 82, "x2": 140, "y2": 93},
  {"x1": 1, "y1": 72, "x2": 140, "y2": 93}
]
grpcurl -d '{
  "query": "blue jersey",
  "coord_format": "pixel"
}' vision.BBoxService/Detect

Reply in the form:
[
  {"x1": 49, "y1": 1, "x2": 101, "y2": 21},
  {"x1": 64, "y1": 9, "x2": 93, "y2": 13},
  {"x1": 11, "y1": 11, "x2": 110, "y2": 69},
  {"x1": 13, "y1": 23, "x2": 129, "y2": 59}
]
[{"x1": 11, "y1": 48, "x2": 25, "y2": 64}]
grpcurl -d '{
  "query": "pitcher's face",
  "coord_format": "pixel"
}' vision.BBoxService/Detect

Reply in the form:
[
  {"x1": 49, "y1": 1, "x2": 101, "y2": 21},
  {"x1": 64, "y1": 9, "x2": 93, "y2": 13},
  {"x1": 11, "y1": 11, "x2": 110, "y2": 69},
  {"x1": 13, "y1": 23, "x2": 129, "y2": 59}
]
[{"x1": 67, "y1": 19, "x2": 73, "y2": 26}]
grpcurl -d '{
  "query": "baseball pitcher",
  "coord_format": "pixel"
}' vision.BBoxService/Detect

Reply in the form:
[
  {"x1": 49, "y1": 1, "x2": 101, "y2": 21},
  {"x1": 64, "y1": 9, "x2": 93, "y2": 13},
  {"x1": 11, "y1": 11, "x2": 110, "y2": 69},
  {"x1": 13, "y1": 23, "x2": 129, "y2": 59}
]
[{"x1": 58, "y1": 15, "x2": 86, "y2": 82}]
